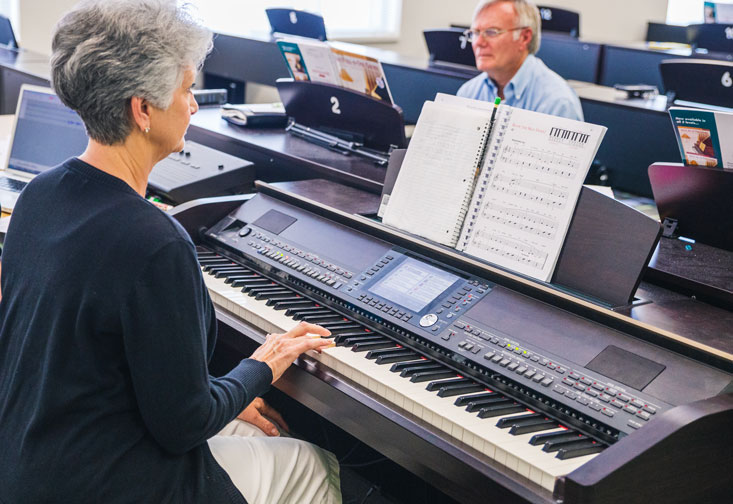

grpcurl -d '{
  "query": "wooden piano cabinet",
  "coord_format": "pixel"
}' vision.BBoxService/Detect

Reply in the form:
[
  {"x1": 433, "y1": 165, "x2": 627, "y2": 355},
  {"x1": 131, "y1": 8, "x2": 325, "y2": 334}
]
[{"x1": 555, "y1": 393, "x2": 733, "y2": 503}]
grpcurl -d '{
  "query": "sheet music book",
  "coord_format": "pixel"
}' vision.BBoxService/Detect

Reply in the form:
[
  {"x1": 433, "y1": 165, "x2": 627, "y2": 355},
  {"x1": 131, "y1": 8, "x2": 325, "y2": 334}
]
[
  {"x1": 276, "y1": 37, "x2": 394, "y2": 104},
  {"x1": 382, "y1": 95, "x2": 606, "y2": 282}
]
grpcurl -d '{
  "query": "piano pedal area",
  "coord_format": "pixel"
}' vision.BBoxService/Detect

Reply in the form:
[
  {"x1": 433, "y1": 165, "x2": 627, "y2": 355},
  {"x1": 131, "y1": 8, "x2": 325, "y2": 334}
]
[{"x1": 197, "y1": 246, "x2": 610, "y2": 494}]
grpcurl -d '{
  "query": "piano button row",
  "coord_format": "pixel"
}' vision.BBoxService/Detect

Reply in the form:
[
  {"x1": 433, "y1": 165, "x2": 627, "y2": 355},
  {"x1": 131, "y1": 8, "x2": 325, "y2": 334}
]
[{"x1": 196, "y1": 246, "x2": 606, "y2": 491}]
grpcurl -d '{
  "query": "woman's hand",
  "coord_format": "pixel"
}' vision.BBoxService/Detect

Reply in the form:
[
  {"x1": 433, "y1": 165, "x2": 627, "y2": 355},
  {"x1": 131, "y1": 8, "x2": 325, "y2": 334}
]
[
  {"x1": 237, "y1": 397, "x2": 289, "y2": 437},
  {"x1": 250, "y1": 321, "x2": 332, "y2": 383}
]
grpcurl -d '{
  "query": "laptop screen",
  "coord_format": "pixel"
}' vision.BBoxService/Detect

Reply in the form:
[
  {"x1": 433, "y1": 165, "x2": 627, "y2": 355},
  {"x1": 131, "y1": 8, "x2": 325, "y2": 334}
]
[{"x1": 8, "y1": 88, "x2": 88, "y2": 175}]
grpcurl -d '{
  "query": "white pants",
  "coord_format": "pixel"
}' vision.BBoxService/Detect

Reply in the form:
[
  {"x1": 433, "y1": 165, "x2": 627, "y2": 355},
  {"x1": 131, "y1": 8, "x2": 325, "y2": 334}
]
[{"x1": 208, "y1": 419, "x2": 342, "y2": 504}]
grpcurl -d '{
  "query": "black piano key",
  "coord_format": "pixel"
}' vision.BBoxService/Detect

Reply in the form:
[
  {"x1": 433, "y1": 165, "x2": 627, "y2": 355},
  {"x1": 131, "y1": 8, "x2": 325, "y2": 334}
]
[
  {"x1": 351, "y1": 340, "x2": 395, "y2": 352},
  {"x1": 263, "y1": 294, "x2": 302, "y2": 305},
  {"x1": 281, "y1": 303, "x2": 321, "y2": 313},
  {"x1": 495, "y1": 412, "x2": 542, "y2": 428},
  {"x1": 390, "y1": 359, "x2": 431, "y2": 373},
  {"x1": 300, "y1": 315, "x2": 343, "y2": 323},
  {"x1": 365, "y1": 348, "x2": 413, "y2": 362},
  {"x1": 528, "y1": 429, "x2": 581, "y2": 446},
  {"x1": 331, "y1": 331, "x2": 371, "y2": 343},
  {"x1": 477, "y1": 403, "x2": 526, "y2": 418},
  {"x1": 224, "y1": 274, "x2": 258, "y2": 284},
  {"x1": 375, "y1": 351, "x2": 419, "y2": 365},
  {"x1": 437, "y1": 382, "x2": 485, "y2": 398},
  {"x1": 425, "y1": 377, "x2": 470, "y2": 392},
  {"x1": 454, "y1": 391, "x2": 499, "y2": 407},
  {"x1": 210, "y1": 265, "x2": 247, "y2": 275},
  {"x1": 234, "y1": 280, "x2": 272, "y2": 289},
  {"x1": 201, "y1": 259, "x2": 234, "y2": 269},
  {"x1": 329, "y1": 325, "x2": 370, "y2": 335},
  {"x1": 245, "y1": 286, "x2": 284, "y2": 296},
  {"x1": 465, "y1": 396, "x2": 510, "y2": 413},
  {"x1": 509, "y1": 419, "x2": 559, "y2": 436},
  {"x1": 410, "y1": 370, "x2": 456, "y2": 383},
  {"x1": 542, "y1": 435, "x2": 590, "y2": 453},
  {"x1": 254, "y1": 289, "x2": 292, "y2": 300},
  {"x1": 319, "y1": 322, "x2": 361, "y2": 331},
  {"x1": 398, "y1": 363, "x2": 444, "y2": 377},
  {"x1": 337, "y1": 334, "x2": 383, "y2": 347},
  {"x1": 555, "y1": 441, "x2": 606, "y2": 460}
]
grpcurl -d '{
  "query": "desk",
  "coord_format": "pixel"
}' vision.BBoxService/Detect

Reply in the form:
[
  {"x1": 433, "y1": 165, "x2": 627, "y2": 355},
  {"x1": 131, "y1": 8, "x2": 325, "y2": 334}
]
[
  {"x1": 186, "y1": 107, "x2": 385, "y2": 193},
  {"x1": 599, "y1": 42, "x2": 733, "y2": 92}
]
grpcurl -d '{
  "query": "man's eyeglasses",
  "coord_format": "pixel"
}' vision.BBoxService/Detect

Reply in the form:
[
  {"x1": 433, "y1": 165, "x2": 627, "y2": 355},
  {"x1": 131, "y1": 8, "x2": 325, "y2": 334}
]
[{"x1": 462, "y1": 26, "x2": 528, "y2": 43}]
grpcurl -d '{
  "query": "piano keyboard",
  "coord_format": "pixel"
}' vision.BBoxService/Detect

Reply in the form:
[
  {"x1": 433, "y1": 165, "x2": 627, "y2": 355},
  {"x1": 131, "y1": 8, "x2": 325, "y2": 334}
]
[{"x1": 197, "y1": 247, "x2": 606, "y2": 491}]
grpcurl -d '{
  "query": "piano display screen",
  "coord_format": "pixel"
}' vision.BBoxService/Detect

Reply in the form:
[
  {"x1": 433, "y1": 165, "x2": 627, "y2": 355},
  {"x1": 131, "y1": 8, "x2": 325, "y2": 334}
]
[{"x1": 368, "y1": 257, "x2": 459, "y2": 312}]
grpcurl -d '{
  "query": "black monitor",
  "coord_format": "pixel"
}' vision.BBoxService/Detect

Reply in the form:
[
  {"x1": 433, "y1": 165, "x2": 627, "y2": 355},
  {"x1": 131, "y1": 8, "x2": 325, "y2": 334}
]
[
  {"x1": 537, "y1": 5, "x2": 580, "y2": 37},
  {"x1": 266, "y1": 8, "x2": 327, "y2": 41},
  {"x1": 688, "y1": 23, "x2": 733, "y2": 53},
  {"x1": 536, "y1": 33, "x2": 601, "y2": 82},
  {"x1": 645, "y1": 22, "x2": 690, "y2": 44},
  {"x1": 423, "y1": 28, "x2": 476, "y2": 69},
  {"x1": 0, "y1": 15, "x2": 17, "y2": 49},
  {"x1": 661, "y1": 58, "x2": 733, "y2": 108}
]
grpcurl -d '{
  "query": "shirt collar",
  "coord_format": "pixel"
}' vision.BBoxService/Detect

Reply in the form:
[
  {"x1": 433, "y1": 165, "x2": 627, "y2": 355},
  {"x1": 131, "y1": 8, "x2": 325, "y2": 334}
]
[{"x1": 482, "y1": 54, "x2": 536, "y2": 101}]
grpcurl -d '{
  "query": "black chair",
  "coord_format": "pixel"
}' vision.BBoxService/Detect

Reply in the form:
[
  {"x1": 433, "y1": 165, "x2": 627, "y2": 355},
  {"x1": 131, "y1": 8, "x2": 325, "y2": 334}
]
[
  {"x1": 0, "y1": 15, "x2": 18, "y2": 49},
  {"x1": 266, "y1": 8, "x2": 327, "y2": 41},
  {"x1": 645, "y1": 22, "x2": 690, "y2": 44},
  {"x1": 688, "y1": 23, "x2": 733, "y2": 53},
  {"x1": 536, "y1": 6, "x2": 579, "y2": 38},
  {"x1": 423, "y1": 29, "x2": 476, "y2": 69},
  {"x1": 661, "y1": 59, "x2": 733, "y2": 108}
]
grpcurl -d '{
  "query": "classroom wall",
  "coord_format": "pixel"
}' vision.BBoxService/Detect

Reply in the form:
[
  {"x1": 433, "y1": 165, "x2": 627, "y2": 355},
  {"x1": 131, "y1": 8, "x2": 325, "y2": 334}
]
[
  {"x1": 369, "y1": 0, "x2": 671, "y2": 58},
  {"x1": 20, "y1": 0, "x2": 670, "y2": 57}
]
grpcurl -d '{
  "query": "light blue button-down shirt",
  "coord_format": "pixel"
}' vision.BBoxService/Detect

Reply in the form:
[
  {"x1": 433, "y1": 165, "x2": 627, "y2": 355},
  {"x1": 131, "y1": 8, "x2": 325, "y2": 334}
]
[{"x1": 457, "y1": 54, "x2": 583, "y2": 121}]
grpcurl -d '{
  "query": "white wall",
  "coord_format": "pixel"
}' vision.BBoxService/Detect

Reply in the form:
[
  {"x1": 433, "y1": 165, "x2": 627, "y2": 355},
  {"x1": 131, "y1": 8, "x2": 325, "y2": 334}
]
[
  {"x1": 18, "y1": 0, "x2": 77, "y2": 55},
  {"x1": 19, "y1": 0, "x2": 669, "y2": 57},
  {"x1": 369, "y1": 0, "x2": 671, "y2": 58}
]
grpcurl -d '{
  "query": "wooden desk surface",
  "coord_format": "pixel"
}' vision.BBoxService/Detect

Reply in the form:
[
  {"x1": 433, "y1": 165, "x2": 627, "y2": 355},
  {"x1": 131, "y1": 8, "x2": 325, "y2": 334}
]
[{"x1": 187, "y1": 107, "x2": 386, "y2": 193}]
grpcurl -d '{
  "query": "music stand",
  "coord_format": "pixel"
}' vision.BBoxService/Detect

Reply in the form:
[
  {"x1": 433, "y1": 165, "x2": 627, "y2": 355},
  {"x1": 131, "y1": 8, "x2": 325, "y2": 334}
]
[
  {"x1": 423, "y1": 29, "x2": 476, "y2": 70},
  {"x1": 0, "y1": 15, "x2": 17, "y2": 49},
  {"x1": 688, "y1": 23, "x2": 733, "y2": 53},
  {"x1": 266, "y1": 8, "x2": 327, "y2": 41},
  {"x1": 276, "y1": 79, "x2": 405, "y2": 160},
  {"x1": 649, "y1": 162, "x2": 733, "y2": 251},
  {"x1": 536, "y1": 5, "x2": 580, "y2": 38},
  {"x1": 645, "y1": 22, "x2": 690, "y2": 44},
  {"x1": 661, "y1": 59, "x2": 733, "y2": 108}
]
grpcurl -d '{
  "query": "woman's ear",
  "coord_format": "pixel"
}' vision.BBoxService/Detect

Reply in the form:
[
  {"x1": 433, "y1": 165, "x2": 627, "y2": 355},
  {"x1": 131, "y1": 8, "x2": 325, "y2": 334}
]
[{"x1": 129, "y1": 96, "x2": 151, "y2": 133}]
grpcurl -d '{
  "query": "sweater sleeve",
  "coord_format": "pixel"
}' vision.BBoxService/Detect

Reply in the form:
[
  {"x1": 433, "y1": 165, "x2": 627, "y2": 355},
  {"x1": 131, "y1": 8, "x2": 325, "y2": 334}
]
[{"x1": 120, "y1": 239, "x2": 272, "y2": 455}]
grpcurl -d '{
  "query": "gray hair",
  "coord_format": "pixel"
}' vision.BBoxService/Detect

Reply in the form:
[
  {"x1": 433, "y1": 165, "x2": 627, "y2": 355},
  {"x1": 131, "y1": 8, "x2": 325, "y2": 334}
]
[
  {"x1": 51, "y1": 0, "x2": 212, "y2": 145},
  {"x1": 472, "y1": 0, "x2": 541, "y2": 54}
]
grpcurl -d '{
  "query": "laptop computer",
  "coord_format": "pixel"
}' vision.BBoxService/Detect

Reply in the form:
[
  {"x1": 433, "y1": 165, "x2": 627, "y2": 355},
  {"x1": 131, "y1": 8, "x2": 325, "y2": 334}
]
[{"x1": 0, "y1": 85, "x2": 88, "y2": 212}]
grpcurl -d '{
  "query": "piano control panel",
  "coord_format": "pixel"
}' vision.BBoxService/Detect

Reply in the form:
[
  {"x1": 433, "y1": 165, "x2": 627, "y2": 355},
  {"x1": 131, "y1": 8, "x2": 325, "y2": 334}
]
[
  {"x1": 433, "y1": 319, "x2": 664, "y2": 434},
  {"x1": 202, "y1": 194, "x2": 731, "y2": 440}
]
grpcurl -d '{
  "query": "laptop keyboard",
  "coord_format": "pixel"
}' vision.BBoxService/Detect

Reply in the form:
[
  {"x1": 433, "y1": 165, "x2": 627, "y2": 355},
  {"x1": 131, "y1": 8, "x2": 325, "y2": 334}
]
[{"x1": 0, "y1": 177, "x2": 27, "y2": 192}]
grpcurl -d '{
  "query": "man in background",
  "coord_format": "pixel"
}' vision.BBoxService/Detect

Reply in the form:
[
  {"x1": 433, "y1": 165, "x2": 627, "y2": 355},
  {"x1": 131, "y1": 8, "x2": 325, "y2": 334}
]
[{"x1": 457, "y1": 0, "x2": 583, "y2": 121}]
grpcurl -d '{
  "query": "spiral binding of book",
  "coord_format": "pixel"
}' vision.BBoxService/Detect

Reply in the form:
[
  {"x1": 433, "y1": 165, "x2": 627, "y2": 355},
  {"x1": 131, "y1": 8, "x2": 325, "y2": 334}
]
[
  {"x1": 458, "y1": 106, "x2": 512, "y2": 250},
  {"x1": 450, "y1": 119, "x2": 494, "y2": 246}
]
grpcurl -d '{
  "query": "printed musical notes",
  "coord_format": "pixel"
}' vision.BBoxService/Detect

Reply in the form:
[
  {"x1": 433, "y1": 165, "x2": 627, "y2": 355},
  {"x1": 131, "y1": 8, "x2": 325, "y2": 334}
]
[{"x1": 461, "y1": 106, "x2": 606, "y2": 282}]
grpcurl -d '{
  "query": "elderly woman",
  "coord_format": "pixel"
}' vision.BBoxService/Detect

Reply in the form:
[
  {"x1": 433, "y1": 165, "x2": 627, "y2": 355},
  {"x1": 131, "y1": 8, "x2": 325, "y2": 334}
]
[{"x1": 0, "y1": 1, "x2": 341, "y2": 503}]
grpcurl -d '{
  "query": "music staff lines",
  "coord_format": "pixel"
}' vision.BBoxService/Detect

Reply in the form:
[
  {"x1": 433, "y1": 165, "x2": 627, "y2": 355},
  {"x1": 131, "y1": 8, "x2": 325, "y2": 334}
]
[
  {"x1": 499, "y1": 145, "x2": 580, "y2": 178},
  {"x1": 480, "y1": 202, "x2": 558, "y2": 239},
  {"x1": 491, "y1": 173, "x2": 570, "y2": 209},
  {"x1": 469, "y1": 229, "x2": 548, "y2": 270}
]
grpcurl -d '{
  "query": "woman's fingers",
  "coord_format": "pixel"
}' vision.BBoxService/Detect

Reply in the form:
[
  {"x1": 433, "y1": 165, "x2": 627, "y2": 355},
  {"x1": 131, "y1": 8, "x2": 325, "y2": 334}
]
[{"x1": 284, "y1": 321, "x2": 331, "y2": 338}]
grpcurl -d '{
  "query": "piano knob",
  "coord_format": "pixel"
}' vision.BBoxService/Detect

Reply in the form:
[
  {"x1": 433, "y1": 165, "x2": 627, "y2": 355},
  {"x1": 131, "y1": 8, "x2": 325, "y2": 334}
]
[{"x1": 238, "y1": 227, "x2": 252, "y2": 237}]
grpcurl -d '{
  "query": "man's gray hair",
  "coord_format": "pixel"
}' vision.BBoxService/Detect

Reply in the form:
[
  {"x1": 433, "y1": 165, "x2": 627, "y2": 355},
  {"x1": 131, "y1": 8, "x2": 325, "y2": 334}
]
[
  {"x1": 51, "y1": 0, "x2": 213, "y2": 145},
  {"x1": 472, "y1": 0, "x2": 541, "y2": 54}
]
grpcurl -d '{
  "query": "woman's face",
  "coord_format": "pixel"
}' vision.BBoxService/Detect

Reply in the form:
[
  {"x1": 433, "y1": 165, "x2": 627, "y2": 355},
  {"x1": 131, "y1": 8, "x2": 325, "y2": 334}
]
[{"x1": 150, "y1": 66, "x2": 198, "y2": 155}]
